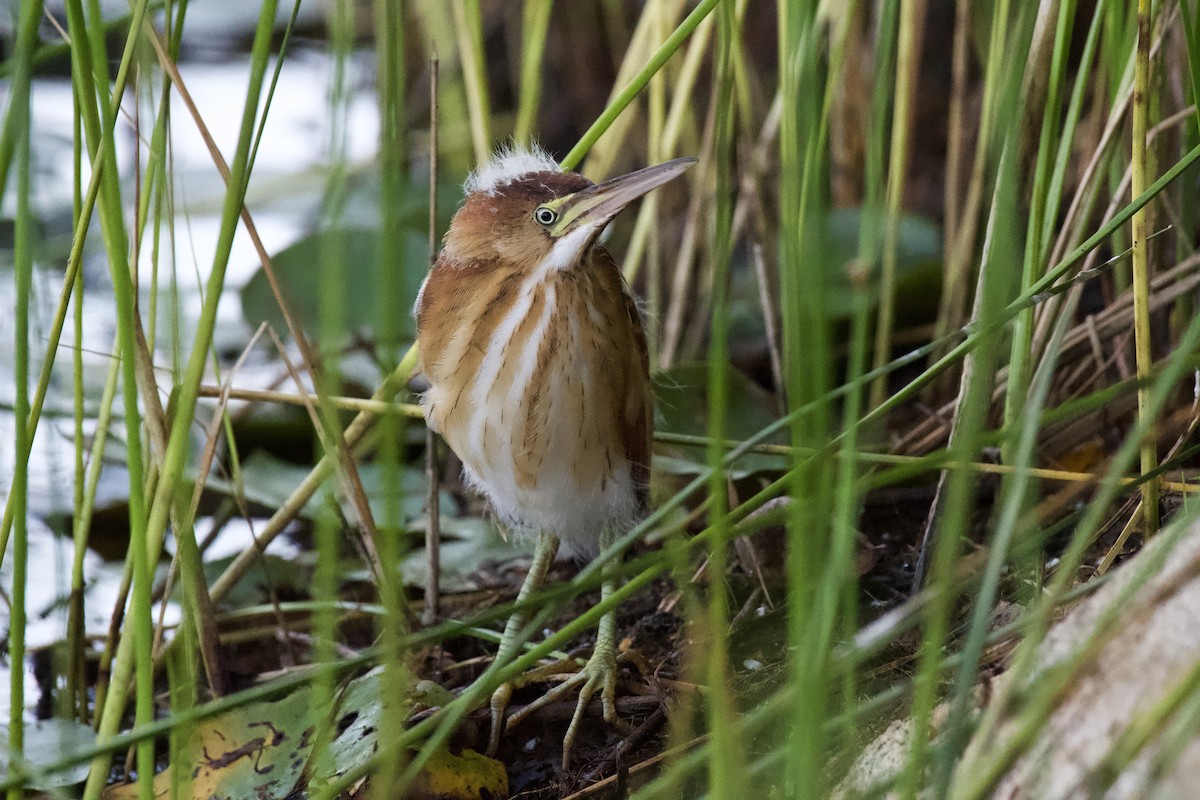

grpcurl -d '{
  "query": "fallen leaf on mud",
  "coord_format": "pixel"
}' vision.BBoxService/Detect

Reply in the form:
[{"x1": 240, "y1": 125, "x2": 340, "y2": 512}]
[{"x1": 103, "y1": 686, "x2": 324, "y2": 800}]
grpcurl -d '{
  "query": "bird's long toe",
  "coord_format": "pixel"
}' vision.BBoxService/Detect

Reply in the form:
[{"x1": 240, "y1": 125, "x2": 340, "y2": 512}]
[{"x1": 561, "y1": 646, "x2": 627, "y2": 770}]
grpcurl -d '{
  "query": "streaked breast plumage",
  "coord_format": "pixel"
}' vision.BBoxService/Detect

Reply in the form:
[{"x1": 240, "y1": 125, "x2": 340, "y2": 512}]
[{"x1": 415, "y1": 150, "x2": 651, "y2": 556}]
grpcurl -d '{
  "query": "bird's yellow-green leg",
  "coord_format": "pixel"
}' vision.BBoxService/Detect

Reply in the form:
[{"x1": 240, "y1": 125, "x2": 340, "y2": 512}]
[
  {"x1": 561, "y1": 576, "x2": 624, "y2": 769},
  {"x1": 488, "y1": 531, "x2": 559, "y2": 755},
  {"x1": 503, "y1": 568, "x2": 628, "y2": 770}
]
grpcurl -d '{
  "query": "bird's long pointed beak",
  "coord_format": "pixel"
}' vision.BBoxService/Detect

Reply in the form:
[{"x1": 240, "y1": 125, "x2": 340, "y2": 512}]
[{"x1": 550, "y1": 157, "x2": 697, "y2": 237}]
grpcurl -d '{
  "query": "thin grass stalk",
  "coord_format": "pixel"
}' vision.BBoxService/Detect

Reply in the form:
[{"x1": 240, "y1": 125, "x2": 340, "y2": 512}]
[
  {"x1": 514, "y1": 0, "x2": 552, "y2": 145},
  {"x1": 146, "y1": 2, "x2": 229, "y2": 706},
  {"x1": 777, "y1": 0, "x2": 836, "y2": 794},
  {"x1": 6, "y1": 10, "x2": 37, "y2": 793},
  {"x1": 908, "y1": 0, "x2": 1036, "y2": 774},
  {"x1": 1132, "y1": 0, "x2": 1160, "y2": 534},
  {"x1": 374, "y1": 0, "x2": 411, "y2": 791},
  {"x1": 869, "y1": 0, "x2": 925, "y2": 411},
  {"x1": 0, "y1": 3, "x2": 42, "y2": 208},
  {"x1": 412, "y1": 3, "x2": 470, "y2": 174},
  {"x1": 942, "y1": 0, "x2": 969, "y2": 269},
  {"x1": 133, "y1": 0, "x2": 190, "y2": 351},
  {"x1": 83, "y1": 2, "x2": 279, "y2": 794},
  {"x1": 1002, "y1": 0, "x2": 1075, "y2": 470},
  {"x1": 1179, "y1": 0, "x2": 1200, "y2": 330},
  {"x1": 1022, "y1": 0, "x2": 1110, "y2": 362},
  {"x1": 726, "y1": 0, "x2": 754, "y2": 131},
  {"x1": 165, "y1": 613, "x2": 198, "y2": 800},
  {"x1": 308, "y1": 0, "x2": 356, "y2": 778},
  {"x1": 1103, "y1": 11, "x2": 1137, "y2": 294},
  {"x1": 822, "y1": 0, "x2": 879, "y2": 753},
  {"x1": 452, "y1": 0, "x2": 491, "y2": 163},
  {"x1": 73, "y1": 345, "x2": 120, "y2": 721},
  {"x1": 702, "y1": 0, "x2": 742, "y2": 791},
  {"x1": 61, "y1": 1, "x2": 156, "y2": 794},
  {"x1": 68, "y1": 53, "x2": 88, "y2": 723},
  {"x1": 1044, "y1": 45, "x2": 1132, "y2": 281},
  {"x1": 642, "y1": 1, "x2": 667, "y2": 359},
  {"x1": 133, "y1": 6, "x2": 230, "y2": 712},
  {"x1": 659, "y1": 103, "x2": 716, "y2": 366},
  {"x1": 933, "y1": 0, "x2": 1010, "y2": 350},
  {"x1": 1040, "y1": 0, "x2": 1107, "y2": 263}
]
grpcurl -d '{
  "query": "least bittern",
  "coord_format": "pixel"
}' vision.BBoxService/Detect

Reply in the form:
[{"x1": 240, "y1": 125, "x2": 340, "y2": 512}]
[{"x1": 415, "y1": 147, "x2": 694, "y2": 766}]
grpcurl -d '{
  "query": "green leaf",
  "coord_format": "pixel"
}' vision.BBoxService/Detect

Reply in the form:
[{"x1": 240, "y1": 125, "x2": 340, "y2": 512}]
[
  {"x1": 399, "y1": 521, "x2": 526, "y2": 592},
  {"x1": 0, "y1": 719, "x2": 96, "y2": 790},
  {"x1": 820, "y1": 207, "x2": 943, "y2": 319},
  {"x1": 239, "y1": 228, "x2": 427, "y2": 344},
  {"x1": 102, "y1": 687, "x2": 325, "y2": 799},
  {"x1": 202, "y1": 450, "x2": 445, "y2": 527},
  {"x1": 308, "y1": 669, "x2": 507, "y2": 797},
  {"x1": 653, "y1": 363, "x2": 788, "y2": 479}
]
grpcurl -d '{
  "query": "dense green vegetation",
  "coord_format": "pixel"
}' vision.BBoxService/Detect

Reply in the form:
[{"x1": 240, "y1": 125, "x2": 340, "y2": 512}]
[{"x1": 2, "y1": 1, "x2": 1200, "y2": 798}]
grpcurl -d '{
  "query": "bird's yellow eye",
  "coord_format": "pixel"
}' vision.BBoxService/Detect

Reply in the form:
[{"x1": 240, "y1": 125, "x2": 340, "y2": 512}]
[{"x1": 534, "y1": 206, "x2": 558, "y2": 225}]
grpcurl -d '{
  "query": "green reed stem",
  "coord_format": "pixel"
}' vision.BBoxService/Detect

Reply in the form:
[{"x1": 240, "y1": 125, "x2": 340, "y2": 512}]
[
  {"x1": 1131, "y1": 0, "x2": 1158, "y2": 534},
  {"x1": 453, "y1": 0, "x2": 491, "y2": 163},
  {"x1": 5, "y1": 4, "x2": 39, "y2": 794},
  {"x1": 702, "y1": 0, "x2": 741, "y2": 793},
  {"x1": 868, "y1": 0, "x2": 921, "y2": 411},
  {"x1": 514, "y1": 0, "x2": 553, "y2": 145}
]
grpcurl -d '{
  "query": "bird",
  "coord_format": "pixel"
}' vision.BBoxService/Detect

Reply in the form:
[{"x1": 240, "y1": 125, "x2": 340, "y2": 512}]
[{"x1": 415, "y1": 145, "x2": 695, "y2": 766}]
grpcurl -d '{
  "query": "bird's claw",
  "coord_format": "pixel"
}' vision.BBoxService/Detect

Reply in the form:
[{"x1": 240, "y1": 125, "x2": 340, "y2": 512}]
[
  {"x1": 486, "y1": 648, "x2": 629, "y2": 769},
  {"x1": 561, "y1": 646, "x2": 627, "y2": 770},
  {"x1": 486, "y1": 681, "x2": 515, "y2": 756}
]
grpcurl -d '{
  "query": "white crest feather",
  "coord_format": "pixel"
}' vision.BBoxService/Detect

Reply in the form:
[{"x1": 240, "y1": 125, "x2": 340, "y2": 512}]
[{"x1": 464, "y1": 144, "x2": 561, "y2": 195}]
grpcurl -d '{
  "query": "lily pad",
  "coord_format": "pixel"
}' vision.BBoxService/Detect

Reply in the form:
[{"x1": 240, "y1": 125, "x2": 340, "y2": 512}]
[
  {"x1": 240, "y1": 228, "x2": 427, "y2": 344},
  {"x1": 0, "y1": 718, "x2": 96, "y2": 790},
  {"x1": 400, "y1": 521, "x2": 528, "y2": 592},
  {"x1": 776, "y1": 207, "x2": 943, "y2": 321},
  {"x1": 653, "y1": 363, "x2": 789, "y2": 479},
  {"x1": 202, "y1": 450, "x2": 450, "y2": 528}
]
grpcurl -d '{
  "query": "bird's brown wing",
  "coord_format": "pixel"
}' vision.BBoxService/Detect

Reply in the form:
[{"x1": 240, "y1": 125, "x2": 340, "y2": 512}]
[{"x1": 619, "y1": 284, "x2": 653, "y2": 511}]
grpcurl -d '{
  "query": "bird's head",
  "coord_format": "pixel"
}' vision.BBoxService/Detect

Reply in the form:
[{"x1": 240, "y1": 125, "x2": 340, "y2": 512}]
[{"x1": 441, "y1": 146, "x2": 696, "y2": 273}]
